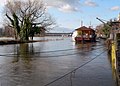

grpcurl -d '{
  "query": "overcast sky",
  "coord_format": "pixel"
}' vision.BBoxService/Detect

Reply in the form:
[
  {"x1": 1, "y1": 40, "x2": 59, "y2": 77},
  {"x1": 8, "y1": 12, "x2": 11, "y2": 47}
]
[{"x1": 0, "y1": 0, "x2": 120, "y2": 32}]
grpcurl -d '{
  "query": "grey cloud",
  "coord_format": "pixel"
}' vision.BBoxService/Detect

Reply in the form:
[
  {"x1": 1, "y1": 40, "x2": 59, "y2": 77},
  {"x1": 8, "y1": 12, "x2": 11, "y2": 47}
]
[
  {"x1": 0, "y1": 0, "x2": 6, "y2": 6},
  {"x1": 44, "y1": 0, "x2": 80, "y2": 12},
  {"x1": 58, "y1": 4, "x2": 78, "y2": 12},
  {"x1": 84, "y1": 0, "x2": 98, "y2": 7},
  {"x1": 110, "y1": 6, "x2": 120, "y2": 11}
]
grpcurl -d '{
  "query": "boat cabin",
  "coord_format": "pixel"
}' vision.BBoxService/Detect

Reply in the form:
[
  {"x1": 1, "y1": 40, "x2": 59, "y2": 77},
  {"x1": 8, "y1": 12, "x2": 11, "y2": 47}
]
[{"x1": 72, "y1": 26, "x2": 96, "y2": 42}]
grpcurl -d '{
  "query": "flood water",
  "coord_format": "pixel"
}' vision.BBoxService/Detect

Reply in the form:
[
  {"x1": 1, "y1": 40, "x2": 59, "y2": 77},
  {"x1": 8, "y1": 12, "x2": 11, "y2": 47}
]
[{"x1": 0, "y1": 37, "x2": 116, "y2": 86}]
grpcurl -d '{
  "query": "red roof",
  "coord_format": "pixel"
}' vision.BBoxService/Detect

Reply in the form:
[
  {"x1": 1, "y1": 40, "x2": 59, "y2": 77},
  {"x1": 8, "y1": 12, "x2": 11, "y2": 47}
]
[{"x1": 75, "y1": 26, "x2": 94, "y2": 31}]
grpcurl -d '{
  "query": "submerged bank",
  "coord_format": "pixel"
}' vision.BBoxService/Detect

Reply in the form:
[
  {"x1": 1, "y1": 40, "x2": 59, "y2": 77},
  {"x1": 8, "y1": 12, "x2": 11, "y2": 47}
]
[
  {"x1": 0, "y1": 40, "x2": 41, "y2": 45},
  {"x1": 0, "y1": 37, "x2": 64, "y2": 45}
]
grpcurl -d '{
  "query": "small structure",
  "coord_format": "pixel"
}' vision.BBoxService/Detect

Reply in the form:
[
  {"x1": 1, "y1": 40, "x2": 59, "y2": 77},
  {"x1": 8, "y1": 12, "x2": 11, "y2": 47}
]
[{"x1": 72, "y1": 26, "x2": 96, "y2": 42}]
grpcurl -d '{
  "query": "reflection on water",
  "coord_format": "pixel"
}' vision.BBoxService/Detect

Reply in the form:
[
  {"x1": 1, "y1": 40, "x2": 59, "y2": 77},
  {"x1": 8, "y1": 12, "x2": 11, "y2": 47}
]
[
  {"x1": 12, "y1": 43, "x2": 34, "y2": 64},
  {"x1": 0, "y1": 37, "x2": 116, "y2": 86}
]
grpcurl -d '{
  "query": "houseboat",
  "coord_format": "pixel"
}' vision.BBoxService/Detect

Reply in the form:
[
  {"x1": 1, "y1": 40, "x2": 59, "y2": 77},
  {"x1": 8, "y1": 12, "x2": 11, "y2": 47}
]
[{"x1": 72, "y1": 26, "x2": 96, "y2": 42}]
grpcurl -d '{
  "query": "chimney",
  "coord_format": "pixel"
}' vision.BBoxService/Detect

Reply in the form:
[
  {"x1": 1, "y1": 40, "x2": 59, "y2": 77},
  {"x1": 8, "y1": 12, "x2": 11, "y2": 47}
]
[{"x1": 81, "y1": 21, "x2": 83, "y2": 27}]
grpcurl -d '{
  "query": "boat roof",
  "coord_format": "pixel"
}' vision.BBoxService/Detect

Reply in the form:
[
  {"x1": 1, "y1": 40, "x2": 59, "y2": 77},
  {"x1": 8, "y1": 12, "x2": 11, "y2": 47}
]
[{"x1": 75, "y1": 26, "x2": 94, "y2": 31}]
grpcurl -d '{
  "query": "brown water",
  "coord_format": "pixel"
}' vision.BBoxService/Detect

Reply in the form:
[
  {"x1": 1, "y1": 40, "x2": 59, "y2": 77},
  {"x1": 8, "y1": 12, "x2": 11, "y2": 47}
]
[{"x1": 0, "y1": 37, "x2": 116, "y2": 86}]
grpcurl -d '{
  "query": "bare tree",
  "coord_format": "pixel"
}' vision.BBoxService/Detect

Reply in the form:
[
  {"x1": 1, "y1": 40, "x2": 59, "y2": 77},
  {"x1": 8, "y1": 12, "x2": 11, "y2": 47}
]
[{"x1": 4, "y1": 0, "x2": 55, "y2": 41}]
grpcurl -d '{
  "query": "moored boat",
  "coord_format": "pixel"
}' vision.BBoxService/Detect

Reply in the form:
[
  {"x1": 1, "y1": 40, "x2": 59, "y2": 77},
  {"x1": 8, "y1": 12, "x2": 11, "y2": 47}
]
[{"x1": 72, "y1": 26, "x2": 96, "y2": 42}]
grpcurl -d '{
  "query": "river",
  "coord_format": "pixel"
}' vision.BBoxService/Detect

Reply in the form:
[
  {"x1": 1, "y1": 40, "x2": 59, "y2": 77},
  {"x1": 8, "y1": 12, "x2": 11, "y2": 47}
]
[{"x1": 0, "y1": 37, "x2": 116, "y2": 86}]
